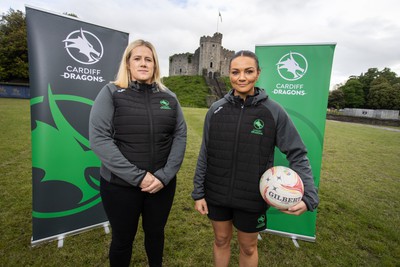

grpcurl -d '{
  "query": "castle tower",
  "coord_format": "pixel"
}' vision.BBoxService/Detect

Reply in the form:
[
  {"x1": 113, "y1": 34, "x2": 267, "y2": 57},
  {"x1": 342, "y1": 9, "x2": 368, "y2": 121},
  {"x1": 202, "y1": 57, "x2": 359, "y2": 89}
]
[{"x1": 199, "y1": 32, "x2": 223, "y2": 77}]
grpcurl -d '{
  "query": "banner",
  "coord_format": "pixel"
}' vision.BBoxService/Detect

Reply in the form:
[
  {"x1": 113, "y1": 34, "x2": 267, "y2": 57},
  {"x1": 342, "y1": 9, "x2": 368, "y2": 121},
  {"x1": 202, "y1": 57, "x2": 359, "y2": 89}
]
[
  {"x1": 256, "y1": 43, "x2": 336, "y2": 241},
  {"x1": 26, "y1": 6, "x2": 129, "y2": 245}
]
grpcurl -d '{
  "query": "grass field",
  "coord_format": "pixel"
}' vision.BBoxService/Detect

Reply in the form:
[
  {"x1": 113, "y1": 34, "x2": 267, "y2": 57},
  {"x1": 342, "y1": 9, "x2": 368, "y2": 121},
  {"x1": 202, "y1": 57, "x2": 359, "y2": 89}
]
[{"x1": 0, "y1": 98, "x2": 399, "y2": 266}]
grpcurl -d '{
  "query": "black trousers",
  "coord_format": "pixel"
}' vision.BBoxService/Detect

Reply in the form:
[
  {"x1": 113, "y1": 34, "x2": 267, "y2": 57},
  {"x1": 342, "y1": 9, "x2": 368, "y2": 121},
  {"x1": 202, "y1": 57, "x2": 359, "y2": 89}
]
[{"x1": 100, "y1": 177, "x2": 176, "y2": 267}]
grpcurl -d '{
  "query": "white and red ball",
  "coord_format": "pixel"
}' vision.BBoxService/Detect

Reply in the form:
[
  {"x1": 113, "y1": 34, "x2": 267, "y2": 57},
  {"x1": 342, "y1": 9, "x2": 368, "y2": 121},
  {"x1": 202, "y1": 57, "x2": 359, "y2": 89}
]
[{"x1": 259, "y1": 166, "x2": 304, "y2": 209}]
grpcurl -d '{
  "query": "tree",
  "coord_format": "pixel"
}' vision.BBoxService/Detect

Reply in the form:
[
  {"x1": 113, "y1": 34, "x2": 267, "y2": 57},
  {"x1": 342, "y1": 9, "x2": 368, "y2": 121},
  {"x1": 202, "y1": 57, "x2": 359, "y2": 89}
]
[
  {"x1": 379, "y1": 67, "x2": 400, "y2": 86},
  {"x1": 62, "y1": 12, "x2": 78, "y2": 18},
  {"x1": 340, "y1": 79, "x2": 365, "y2": 108},
  {"x1": 358, "y1": 68, "x2": 379, "y2": 107},
  {"x1": 328, "y1": 89, "x2": 345, "y2": 109},
  {"x1": 368, "y1": 78, "x2": 400, "y2": 110},
  {"x1": 0, "y1": 9, "x2": 28, "y2": 82}
]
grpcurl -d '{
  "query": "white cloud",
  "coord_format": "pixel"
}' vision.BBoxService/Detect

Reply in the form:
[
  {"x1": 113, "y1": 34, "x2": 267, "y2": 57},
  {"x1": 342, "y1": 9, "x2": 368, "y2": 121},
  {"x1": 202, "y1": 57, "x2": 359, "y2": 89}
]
[{"x1": 2, "y1": 0, "x2": 400, "y2": 88}]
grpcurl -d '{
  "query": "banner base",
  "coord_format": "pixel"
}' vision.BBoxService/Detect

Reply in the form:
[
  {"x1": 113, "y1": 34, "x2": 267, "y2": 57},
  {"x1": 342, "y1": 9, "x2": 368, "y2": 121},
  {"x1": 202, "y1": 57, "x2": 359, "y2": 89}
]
[
  {"x1": 31, "y1": 221, "x2": 109, "y2": 247},
  {"x1": 259, "y1": 229, "x2": 316, "y2": 243}
]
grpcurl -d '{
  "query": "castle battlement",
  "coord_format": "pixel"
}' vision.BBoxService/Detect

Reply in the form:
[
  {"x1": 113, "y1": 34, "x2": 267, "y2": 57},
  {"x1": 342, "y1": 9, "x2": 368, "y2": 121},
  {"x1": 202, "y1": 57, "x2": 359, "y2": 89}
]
[
  {"x1": 200, "y1": 32, "x2": 223, "y2": 44},
  {"x1": 169, "y1": 52, "x2": 193, "y2": 58}
]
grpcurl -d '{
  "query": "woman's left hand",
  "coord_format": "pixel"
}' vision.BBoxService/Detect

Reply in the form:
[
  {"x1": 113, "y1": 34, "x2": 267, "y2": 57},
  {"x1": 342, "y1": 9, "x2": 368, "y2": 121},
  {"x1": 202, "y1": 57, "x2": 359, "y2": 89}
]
[
  {"x1": 279, "y1": 201, "x2": 307, "y2": 216},
  {"x1": 141, "y1": 177, "x2": 164, "y2": 194}
]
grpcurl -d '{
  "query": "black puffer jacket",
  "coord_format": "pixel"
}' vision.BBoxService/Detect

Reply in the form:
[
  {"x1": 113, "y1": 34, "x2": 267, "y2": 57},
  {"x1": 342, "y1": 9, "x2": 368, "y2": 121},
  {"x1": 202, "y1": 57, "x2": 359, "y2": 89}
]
[
  {"x1": 113, "y1": 82, "x2": 178, "y2": 173},
  {"x1": 89, "y1": 82, "x2": 187, "y2": 187},
  {"x1": 192, "y1": 88, "x2": 319, "y2": 213}
]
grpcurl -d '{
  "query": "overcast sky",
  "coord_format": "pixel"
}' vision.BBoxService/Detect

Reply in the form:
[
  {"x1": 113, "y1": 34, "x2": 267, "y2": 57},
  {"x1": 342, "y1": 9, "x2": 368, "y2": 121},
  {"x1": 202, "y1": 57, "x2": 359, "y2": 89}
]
[{"x1": 2, "y1": 0, "x2": 400, "y2": 89}]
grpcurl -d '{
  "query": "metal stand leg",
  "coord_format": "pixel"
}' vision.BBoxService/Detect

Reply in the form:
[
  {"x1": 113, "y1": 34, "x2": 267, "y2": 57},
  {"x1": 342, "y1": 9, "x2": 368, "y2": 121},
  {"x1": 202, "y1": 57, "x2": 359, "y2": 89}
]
[
  {"x1": 292, "y1": 237, "x2": 300, "y2": 248},
  {"x1": 57, "y1": 235, "x2": 64, "y2": 248},
  {"x1": 103, "y1": 223, "x2": 110, "y2": 234}
]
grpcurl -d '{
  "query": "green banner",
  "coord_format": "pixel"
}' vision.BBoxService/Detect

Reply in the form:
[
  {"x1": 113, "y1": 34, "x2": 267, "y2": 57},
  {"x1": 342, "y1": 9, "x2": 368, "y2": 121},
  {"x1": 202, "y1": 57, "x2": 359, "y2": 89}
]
[{"x1": 256, "y1": 43, "x2": 336, "y2": 241}]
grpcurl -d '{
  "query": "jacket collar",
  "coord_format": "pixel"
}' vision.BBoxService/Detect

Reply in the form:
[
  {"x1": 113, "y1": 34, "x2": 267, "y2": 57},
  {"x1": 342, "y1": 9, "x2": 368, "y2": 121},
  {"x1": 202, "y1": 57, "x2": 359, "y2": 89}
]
[
  {"x1": 128, "y1": 81, "x2": 159, "y2": 92},
  {"x1": 225, "y1": 87, "x2": 268, "y2": 106}
]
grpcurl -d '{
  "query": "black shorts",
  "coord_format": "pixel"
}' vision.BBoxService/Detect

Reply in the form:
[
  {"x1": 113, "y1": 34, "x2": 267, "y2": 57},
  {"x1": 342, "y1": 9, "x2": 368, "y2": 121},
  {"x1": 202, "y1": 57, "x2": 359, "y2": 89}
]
[{"x1": 207, "y1": 204, "x2": 267, "y2": 233}]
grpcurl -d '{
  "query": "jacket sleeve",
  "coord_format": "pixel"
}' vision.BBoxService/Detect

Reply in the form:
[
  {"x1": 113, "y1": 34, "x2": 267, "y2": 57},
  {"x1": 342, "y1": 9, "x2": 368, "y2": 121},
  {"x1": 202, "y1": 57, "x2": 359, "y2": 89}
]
[
  {"x1": 89, "y1": 84, "x2": 146, "y2": 186},
  {"x1": 191, "y1": 105, "x2": 215, "y2": 200},
  {"x1": 153, "y1": 100, "x2": 187, "y2": 186},
  {"x1": 273, "y1": 103, "x2": 320, "y2": 211}
]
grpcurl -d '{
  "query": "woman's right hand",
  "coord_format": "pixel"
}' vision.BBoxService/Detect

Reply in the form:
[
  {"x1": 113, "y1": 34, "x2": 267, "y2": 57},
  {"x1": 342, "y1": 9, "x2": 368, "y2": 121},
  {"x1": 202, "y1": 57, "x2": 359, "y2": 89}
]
[
  {"x1": 194, "y1": 198, "x2": 209, "y2": 215},
  {"x1": 140, "y1": 172, "x2": 155, "y2": 188}
]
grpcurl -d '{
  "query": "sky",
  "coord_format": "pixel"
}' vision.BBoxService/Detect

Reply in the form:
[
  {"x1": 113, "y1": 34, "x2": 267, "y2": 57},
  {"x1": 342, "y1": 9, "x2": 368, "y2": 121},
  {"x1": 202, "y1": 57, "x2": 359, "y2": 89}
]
[{"x1": 2, "y1": 0, "x2": 400, "y2": 89}]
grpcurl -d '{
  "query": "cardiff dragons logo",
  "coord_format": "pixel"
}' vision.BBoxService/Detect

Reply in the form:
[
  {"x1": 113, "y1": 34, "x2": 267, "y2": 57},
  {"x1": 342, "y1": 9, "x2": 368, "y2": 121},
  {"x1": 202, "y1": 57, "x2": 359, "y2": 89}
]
[
  {"x1": 63, "y1": 28, "x2": 103, "y2": 65},
  {"x1": 31, "y1": 86, "x2": 101, "y2": 218},
  {"x1": 276, "y1": 52, "x2": 308, "y2": 81}
]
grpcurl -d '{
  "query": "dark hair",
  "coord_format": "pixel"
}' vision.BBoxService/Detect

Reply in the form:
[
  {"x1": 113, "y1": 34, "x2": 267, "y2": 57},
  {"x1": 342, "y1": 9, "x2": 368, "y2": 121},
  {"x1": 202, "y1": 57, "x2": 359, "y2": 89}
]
[{"x1": 229, "y1": 50, "x2": 260, "y2": 71}]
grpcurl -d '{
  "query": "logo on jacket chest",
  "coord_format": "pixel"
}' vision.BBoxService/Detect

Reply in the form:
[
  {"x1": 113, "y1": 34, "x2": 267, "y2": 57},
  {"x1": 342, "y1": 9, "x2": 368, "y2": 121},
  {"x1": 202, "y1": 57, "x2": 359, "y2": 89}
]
[
  {"x1": 251, "y1": 119, "x2": 264, "y2": 135},
  {"x1": 160, "y1": 99, "x2": 171, "y2": 110}
]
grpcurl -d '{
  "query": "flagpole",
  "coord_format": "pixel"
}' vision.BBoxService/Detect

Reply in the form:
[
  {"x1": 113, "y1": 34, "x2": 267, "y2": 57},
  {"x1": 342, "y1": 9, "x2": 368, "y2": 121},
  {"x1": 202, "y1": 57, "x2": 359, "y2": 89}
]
[
  {"x1": 217, "y1": 11, "x2": 222, "y2": 33},
  {"x1": 217, "y1": 12, "x2": 219, "y2": 33}
]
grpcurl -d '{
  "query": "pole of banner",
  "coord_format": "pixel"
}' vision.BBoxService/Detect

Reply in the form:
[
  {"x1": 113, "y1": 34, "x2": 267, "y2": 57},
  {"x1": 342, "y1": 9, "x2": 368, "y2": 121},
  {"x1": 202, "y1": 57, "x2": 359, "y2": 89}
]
[
  {"x1": 292, "y1": 238, "x2": 300, "y2": 248},
  {"x1": 103, "y1": 223, "x2": 110, "y2": 234},
  {"x1": 258, "y1": 233, "x2": 301, "y2": 248},
  {"x1": 57, "y1": 235, "x2": 65, "y2": 248}
]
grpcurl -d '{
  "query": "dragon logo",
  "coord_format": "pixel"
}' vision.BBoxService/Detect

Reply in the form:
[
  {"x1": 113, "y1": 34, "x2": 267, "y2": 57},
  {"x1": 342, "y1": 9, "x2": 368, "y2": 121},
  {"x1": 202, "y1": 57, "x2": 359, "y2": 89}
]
[
  {"x1": 160, "y1": 99, "x2": 171, "y2": 109},
  {"x1": 253, "y1": 119, "x2": 264, "y2": 130},
  {"x1": 31, "y1": 86, "x2": 101, "y2": 218},
  {"x1": 63, "y1": 28, "x2": 104, "y2": 65},
  {"x1": 276, "y1": 52, "x2": 308, "y2": 81},
  {"x1": 251, "y1": 119, "x2": 264, "y2": 135}
]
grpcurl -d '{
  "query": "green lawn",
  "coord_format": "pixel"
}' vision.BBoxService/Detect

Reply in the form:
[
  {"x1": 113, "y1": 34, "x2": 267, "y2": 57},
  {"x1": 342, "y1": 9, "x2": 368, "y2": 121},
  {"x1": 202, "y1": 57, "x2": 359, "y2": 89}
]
[{"x1": 0, "y1": 98, "x2": 399, "y2": 266}]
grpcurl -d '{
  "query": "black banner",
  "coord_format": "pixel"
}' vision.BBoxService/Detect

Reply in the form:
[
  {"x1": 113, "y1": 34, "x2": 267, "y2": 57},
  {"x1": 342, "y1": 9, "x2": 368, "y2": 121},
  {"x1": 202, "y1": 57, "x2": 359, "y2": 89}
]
[{"x1": 26, "y1": 6, "x2": 128, "y2": 244}]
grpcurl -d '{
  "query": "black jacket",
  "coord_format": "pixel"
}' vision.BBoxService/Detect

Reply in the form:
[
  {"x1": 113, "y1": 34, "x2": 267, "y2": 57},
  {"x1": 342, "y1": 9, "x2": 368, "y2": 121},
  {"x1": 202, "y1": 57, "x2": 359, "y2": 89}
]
[
  {"x1": 192, "y1": 88, "x2": 319, "y2": 212},
  {"x1": 89, "y1": 82, "x2": 187, "y2": 187}
]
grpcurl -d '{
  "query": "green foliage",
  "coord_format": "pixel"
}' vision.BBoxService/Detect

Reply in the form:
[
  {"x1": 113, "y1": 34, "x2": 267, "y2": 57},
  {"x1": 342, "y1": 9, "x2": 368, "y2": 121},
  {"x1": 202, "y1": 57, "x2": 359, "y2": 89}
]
[
  {"x1": 340, "y1": 78, "x2": 365, "y2": 108},
  {"x1": 358, "y1": 67, "x2": 380, "y2": 100},
  {"x1": 328, "y1": 88, "x2": 345, "y2": 109},
  {"x1": 368, "y1": 80, "x2": 400, "y2": 109},
  {"x1": 329, "y1": 67, "x2": 400, "y2": 110},
  {"x1": 62, "y1": 12, "x2": 78, "y2": 18},
  {"x1": 221, "y1": 76, "x2": 231, "y2": 89},
  {"x1": 163, "y1": 75, "x2": 210, "y2": 108},
  {"x1": 1, "y1": 98, "x2": 400, "y2": 266},
  {"x1": 0, "y1": 9, "x2": 29, "y2": 82}
]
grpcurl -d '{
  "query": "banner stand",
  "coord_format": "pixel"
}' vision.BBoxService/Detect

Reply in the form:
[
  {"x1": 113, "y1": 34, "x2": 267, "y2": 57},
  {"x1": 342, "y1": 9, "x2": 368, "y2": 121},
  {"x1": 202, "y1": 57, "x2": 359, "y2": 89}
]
[
  {"x1": 255, "y1": 43, "x2": 336, "y2": 244},
  {"x1": 260, "y1": 229, "x2": 316, "y2": 242},
  {"x1": 31, "y1": 222, "x2": 110, "y2": 247},
  {"x1": 26, "y1": 5, "x2": 128, "y2": 246}
]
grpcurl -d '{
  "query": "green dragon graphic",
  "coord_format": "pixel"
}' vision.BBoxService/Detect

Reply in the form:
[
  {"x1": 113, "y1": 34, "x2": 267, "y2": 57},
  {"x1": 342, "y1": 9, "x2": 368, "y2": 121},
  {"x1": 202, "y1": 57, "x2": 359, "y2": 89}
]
[{"x1": 31, "y1": 85, "x2": 101, "y2": 218}]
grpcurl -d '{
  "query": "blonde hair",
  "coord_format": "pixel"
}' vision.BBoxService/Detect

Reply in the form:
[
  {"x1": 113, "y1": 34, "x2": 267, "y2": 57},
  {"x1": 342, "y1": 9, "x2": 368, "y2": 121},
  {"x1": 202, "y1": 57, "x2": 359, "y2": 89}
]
[{"x1": 113, "y1": 39, "x2": 166, "y2": 90}]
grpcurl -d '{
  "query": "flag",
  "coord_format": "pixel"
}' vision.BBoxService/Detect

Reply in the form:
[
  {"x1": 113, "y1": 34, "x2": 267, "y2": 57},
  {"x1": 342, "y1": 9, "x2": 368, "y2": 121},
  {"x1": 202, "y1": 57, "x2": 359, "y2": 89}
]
[{"x1": 219, "y1": 12, "x2": 222, "y2": 22}]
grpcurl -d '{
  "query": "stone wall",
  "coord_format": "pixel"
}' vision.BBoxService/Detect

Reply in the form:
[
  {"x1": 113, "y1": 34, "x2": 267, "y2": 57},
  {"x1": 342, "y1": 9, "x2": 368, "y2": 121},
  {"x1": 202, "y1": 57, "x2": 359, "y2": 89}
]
[{"x1": 327, "y1": 114, "x2": 400, "y2": 127}]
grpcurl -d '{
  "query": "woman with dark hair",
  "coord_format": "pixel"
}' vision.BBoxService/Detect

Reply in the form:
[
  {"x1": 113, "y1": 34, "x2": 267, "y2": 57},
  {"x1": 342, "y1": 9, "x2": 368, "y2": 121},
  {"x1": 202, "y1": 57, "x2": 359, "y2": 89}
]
[
  {"x1": 192, "y1": 50, "x2": 319, "y2": 266},
  {"x1": 90, "y1": 39, "x2": 187, "y2": 267}
]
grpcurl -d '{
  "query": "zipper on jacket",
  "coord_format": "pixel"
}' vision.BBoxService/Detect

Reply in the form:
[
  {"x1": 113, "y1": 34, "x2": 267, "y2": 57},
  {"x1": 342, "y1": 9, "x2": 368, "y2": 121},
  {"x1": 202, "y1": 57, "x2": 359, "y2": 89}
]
[
  {"x1": 144, "y1": 89, "x2": 155, "y2": 170},
  {"x1": 228, "y1": 103, "x2": 244, "y2": 204}
]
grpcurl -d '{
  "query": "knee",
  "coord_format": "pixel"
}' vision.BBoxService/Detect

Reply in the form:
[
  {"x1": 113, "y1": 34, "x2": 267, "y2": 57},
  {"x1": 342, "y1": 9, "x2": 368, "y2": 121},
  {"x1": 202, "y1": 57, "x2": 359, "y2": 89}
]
[
  {"x1": 214, "y1": 233, "x2": 232, "y2": 248},
  {"x1": 239, "y1": 243, "x2": 257, "y2": 257}
]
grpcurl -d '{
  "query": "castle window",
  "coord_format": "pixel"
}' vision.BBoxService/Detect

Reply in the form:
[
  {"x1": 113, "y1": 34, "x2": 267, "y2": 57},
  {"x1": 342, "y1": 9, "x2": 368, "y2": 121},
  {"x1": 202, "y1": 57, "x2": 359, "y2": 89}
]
[
  {"x1": 180, "y1": 68, "x2": 182, "y2": 74},
  {"x1": 212, "y1": 44, "x2": 215, "y2": 47},
  {"x1": 210, "y1": 62, "x2": 213, "y2": 68}
]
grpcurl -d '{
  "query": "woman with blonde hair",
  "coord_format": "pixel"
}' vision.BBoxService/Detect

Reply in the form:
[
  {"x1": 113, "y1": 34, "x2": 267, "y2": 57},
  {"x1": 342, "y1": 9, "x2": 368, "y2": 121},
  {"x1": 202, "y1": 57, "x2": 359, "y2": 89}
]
[{"x1": 90, "y1": 39, "x2": 187, "y2": 267}]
